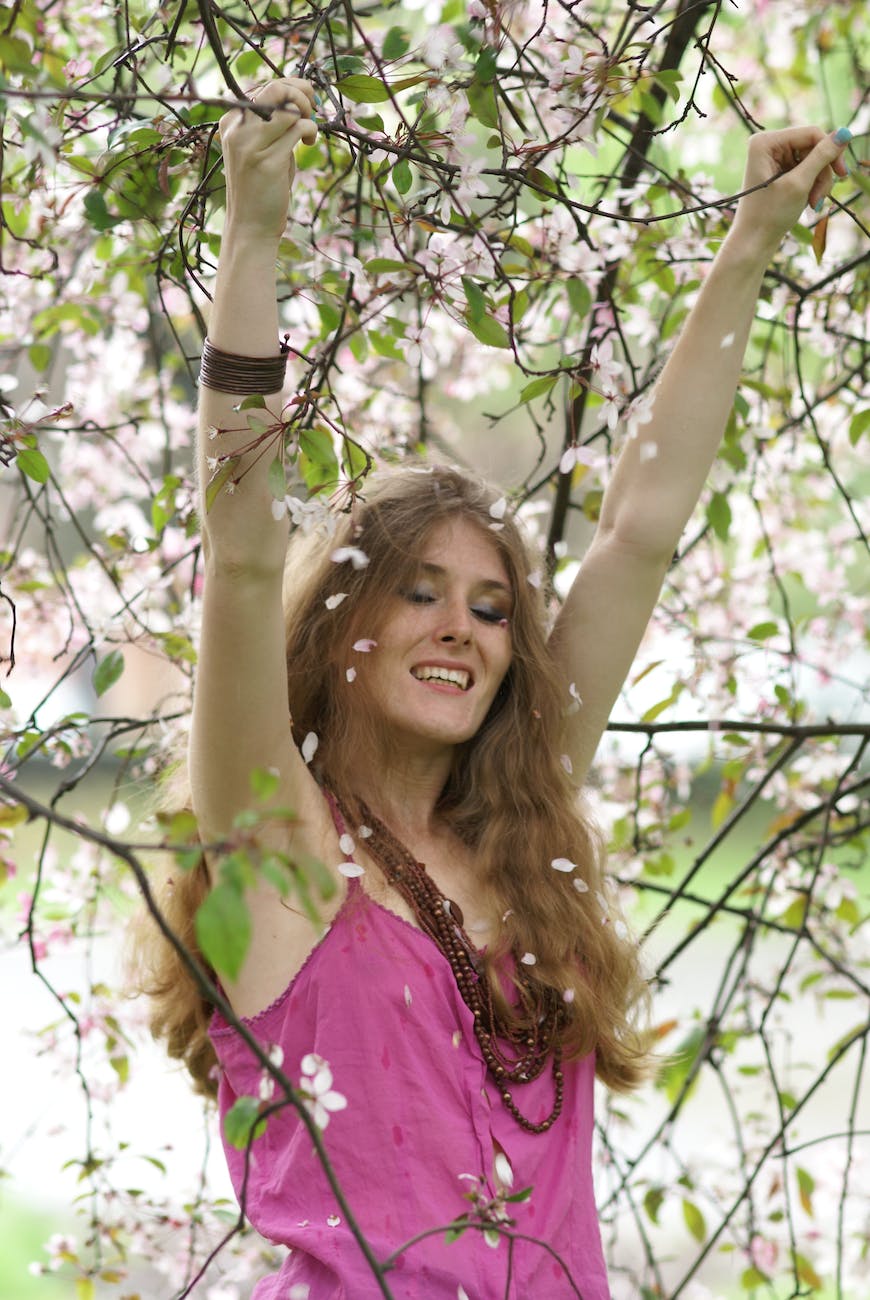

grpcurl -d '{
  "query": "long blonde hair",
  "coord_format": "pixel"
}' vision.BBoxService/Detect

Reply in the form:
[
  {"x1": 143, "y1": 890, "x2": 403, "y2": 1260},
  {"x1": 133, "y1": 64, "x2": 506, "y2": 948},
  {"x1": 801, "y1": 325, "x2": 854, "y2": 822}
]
[{"x1": 137, "y1": 464, "x2": 652, "y2": 1095}]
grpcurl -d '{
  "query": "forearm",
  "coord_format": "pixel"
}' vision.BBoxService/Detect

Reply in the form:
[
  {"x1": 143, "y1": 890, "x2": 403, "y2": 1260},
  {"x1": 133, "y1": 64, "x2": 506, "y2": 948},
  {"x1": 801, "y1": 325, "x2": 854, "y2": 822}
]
[
  {"x1": 197, "y1": 226, "x2": 289, "y2": 570},
  {"x1": 598, "y1": 229, "x2": 769, "y2": 555},
  {"x1": 596, "y1": 125, "x2": 850, "y2": 560}
]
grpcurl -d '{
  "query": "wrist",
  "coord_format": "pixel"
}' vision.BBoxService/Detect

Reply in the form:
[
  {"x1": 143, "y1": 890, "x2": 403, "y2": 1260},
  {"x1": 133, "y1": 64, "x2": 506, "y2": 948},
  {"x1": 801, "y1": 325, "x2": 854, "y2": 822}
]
[{"x1": 719, "y1": 220, "x2": 781, "y2": 275}]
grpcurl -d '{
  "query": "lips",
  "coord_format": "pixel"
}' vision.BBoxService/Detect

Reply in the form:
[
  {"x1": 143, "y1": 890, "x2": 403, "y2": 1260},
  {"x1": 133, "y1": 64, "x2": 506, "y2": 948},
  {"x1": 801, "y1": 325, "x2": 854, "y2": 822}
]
[{"x1": 411, "y1": 665, "x2": 472, "y2": 691}]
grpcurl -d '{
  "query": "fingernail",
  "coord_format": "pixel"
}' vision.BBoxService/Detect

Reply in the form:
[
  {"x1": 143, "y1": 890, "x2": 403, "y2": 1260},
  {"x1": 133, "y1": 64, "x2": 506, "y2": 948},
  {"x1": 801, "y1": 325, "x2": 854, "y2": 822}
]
[
  {"x1": 813, "y1": 198, "x2": 825, "y2": 213},
  {"x1": 314, "y1": 93, "x2": 322, "y2": 107},
  {"x1": 833, "y1": 126, "x2": 852, "y2": 146}
]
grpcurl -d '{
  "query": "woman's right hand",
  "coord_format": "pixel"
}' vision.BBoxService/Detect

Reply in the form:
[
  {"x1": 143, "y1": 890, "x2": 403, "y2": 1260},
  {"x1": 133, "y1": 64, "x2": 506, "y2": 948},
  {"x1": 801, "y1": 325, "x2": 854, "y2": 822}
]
[{"x1": 218, "y1": 77, "x2": 318, "y2": 241}]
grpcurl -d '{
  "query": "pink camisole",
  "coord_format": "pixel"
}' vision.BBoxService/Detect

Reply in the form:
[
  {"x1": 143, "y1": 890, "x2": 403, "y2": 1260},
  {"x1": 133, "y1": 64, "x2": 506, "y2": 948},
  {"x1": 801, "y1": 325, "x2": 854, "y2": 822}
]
[{"x1": 209, "y1": 876, "x2": 611, "y2": 1298}]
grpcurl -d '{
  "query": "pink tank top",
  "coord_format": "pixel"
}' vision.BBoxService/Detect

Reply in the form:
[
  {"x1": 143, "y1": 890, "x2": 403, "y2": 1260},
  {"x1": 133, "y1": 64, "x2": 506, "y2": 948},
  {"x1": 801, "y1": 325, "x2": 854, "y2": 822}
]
[{"x1": 209, "y1": 842, "x2": 611, "y2": 1299}]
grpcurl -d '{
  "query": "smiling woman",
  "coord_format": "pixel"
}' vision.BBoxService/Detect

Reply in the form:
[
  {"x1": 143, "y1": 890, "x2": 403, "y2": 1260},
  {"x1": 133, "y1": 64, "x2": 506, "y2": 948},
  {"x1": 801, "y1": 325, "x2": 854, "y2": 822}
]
[{"x1": 131, "y1": 73, "x2": 853, "y2": 1300}]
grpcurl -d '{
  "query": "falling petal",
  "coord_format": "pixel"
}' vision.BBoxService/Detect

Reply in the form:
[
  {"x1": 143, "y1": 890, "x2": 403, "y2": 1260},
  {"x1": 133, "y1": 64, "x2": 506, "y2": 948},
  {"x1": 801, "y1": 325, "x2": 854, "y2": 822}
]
[
  {"x1": 720, "y1": 331, "x2": 735, "y2": 349},
  {"x1": 346, "y1": 667, "x2": 356, "y2": 682},
  {"x1": 639, "y1": 441, "x2": 658, "y2": 462},
  {"x1": 551, "y1": 857, "x2": 576, "y2": 873},
  {"x1": 271, "y1": 498, "x2": 287, "y2": 521},
  {"x1": 494, "y1": 1151, "x2": 514, "y2": 1187},
  {"x1": 352, "y1": 638, "x2": 377, "y2": 652},
  {"x1": 339, "y1": 861, "x2": 365, "y2": 878},
  {"x1": 458, "y1": 1287, "x2": 470, "y2": 1300},
  {"x1": 559, "y1": 446, "x2": 577, "y2": 475},
  {"x1": 614, "y1": 919, "x2": 630, "y2": 941},
  {"x1": 527, "y1": 569, "x2": 542, "y2": 588},
  {"x1": 520, "y1": 952, "x2": 536, "y2": 965},
  {"x1": 560, "y1": 753, "x2": 573, "y2": 775},
  {"x1": 573, "y1": 877, "x2": 589, "y2": 893},
  {"x1": 290, "y1": 1287, "x2": 311, "y2": 1300},
  {"x1": 339, "y1": 833, "x2": 355, "y2": 856},
  {"x1": 489, "y1": 496, "x2": 507, "y2": 519},
  {"x1": 301, "y1": 732, "x2": 319, "y2": 764},
  {"x1": 563, "y1": 987, "x2": 576, "y2": 1003},
  {"x1": 326, "y1": 1214, "x2": 341, "y2": 1227},
  {"x1": 403, "y1": 984, "x2": 412, "y2": 1007},
  {"x1": 359, "y1": 825, "x2": 372, "y2": 838},
  {"x1": 325, "y1": 593, "x2": 347, "y2": 610},
  {"x1": 331, "y1": 546, "x2": 369, "y2": 569}
]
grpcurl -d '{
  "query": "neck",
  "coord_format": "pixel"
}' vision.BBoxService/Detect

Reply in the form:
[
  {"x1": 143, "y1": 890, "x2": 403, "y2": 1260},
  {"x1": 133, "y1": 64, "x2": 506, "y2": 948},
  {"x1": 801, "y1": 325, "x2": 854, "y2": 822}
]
[{"x1": 349, "y1": 746, "x2": 455, "y2": 840}]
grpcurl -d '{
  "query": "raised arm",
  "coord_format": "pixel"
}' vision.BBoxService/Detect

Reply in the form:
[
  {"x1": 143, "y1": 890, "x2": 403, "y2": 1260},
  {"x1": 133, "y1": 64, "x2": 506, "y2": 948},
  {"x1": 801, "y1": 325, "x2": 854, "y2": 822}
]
[
  {"x1": 549, "y1": 126, "x2": 852, "y2": 784},
  {"x1": 188, "y1": 79, "x2": 345, "y2": 1014}
]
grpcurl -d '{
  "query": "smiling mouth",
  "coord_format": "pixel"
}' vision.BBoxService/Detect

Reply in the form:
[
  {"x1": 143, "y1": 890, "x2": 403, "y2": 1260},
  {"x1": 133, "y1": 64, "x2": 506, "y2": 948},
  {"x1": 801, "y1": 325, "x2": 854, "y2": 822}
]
[{"x1": 411, "y1": 666, "x2": 472, "y2": 691}]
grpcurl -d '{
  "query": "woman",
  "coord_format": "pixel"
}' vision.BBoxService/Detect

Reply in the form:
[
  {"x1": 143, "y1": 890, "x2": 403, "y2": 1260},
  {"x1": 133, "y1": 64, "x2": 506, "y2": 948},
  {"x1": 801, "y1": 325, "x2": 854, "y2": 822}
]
[{"x1": 145, "y1": 76, "x2": 850, "y2": 1299}]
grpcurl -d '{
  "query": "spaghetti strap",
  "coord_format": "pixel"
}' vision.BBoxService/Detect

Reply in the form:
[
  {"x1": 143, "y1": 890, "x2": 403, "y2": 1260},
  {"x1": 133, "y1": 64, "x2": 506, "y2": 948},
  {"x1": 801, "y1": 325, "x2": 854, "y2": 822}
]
[{"x1": 321, "y1": 785, "x2": 347, "y2": 838}]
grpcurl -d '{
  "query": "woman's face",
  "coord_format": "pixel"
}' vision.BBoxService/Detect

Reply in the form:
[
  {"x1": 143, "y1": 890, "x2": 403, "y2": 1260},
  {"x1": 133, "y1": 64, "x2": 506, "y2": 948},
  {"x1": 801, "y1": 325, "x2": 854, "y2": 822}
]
[{"x1": 356, "y1": 517, "x2": 514, "y2": 755}]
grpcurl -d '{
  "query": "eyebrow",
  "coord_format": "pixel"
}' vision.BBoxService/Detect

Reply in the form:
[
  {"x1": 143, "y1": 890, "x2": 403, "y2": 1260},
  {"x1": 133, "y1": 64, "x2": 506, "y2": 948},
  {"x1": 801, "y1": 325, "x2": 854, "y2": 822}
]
[{"x1": 419, "y1": 561, "x2": 512, "y2": 597}]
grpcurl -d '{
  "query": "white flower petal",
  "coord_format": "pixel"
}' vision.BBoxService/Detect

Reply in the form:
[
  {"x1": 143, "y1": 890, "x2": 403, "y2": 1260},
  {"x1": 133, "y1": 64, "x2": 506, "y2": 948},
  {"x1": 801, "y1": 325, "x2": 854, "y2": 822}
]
[
  {"x1": 331, "y1": 546, "x2": 369, "y2": 569},
  {"x1": 404, "y1": 984, "x2": 413, "y2": 1007},
  {"x1": 325, "y1": 593, "x2": 347, "y2": 609},
  {"x1": 720, "y1": 331, "x2": 735, "y2": 349},
  {"x1": 559, "y1": 446, "x2": 577, "y2": 475},
  {"x1": 301, "y1": 732, "x2": 319, "y2": 764},
  {"x1": 563, "y1": 987, "x2": 576, "y2": 1003},
  {"x1": 339, "y1": 833, "x2": 355, "y2": 856},
  {"x1": 301, "y1": 1053, "x2": 320, "y2": 1075},
  {"x1": 326, "y1": 1214, "x2": 341, "y2": 1227},
  {"x1": 551, "y1": 857, "x2": 576, "y2": 873},
  {"x1": 339, "y1": 861, "x2": 365, "y2": 878},
  {"x1": 489, "y1": 496, "x2": 507, "y2": 520},
  {"x1": 494, "y1": 1151, "x2": 514, "y2": 1187},
  {"x1": 560, "y1": 753, "x2": 573, "y2": 775},
  {"x1": 520, "y1": 952, "x2": 536, "y2": 965},
  {"x1": 352, "y1": 638, "x2": 377, "y2": 652},
  {"x1": 346, "y1": 666, "x2": 357, "y2": 682},
  {"x1": 573, "y1": 877, "x2": 589, "y2": 893}
]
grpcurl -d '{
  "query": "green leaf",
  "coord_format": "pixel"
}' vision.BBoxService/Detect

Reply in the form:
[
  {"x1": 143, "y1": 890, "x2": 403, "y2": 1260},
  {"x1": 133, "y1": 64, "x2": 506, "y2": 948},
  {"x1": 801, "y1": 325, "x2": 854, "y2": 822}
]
[
  {"x1": 382, "y1": 26, "x2": 411, "y2": 60},
  {"x1": 17, "y1": 448, "x2": 50, "y2": 484},
  {"x1": 465, "y1": 312, "x2": 510, "y2": 349},
  {"x1": 519, "y1": 374, "x2": 559, "y2": 403},
  {"x1": 205, "y1": 462, "x2": 234, "y2": 511},
  {"x1": 237, "y1": 393, "x2": 267, "y2": 410},
  {"x1": 393, "y1": 158, "x2": 413, "y2": 195},
  {"x1": 796, "y1": 1166, "x2": 815, "y2": 1216},
  {"x1": 644, "y1": 1187, "x2": 665, "y2": 1225},
  {"x1": 706, "y1": 490, "x2": 732, "y2": 541},
  {"x1": 250, "y1": 766, "x2": 280, "y2": 801},
  {"x1": 746, "y1": 621, "x2": 778, "y2": 641},
  {"x1": 682, "y1": 1198, "x2": 706, "y2": 1242},
  {"x1": 268, "y1": 456, "x2": 286, "y2": 501},
  {"x1": 223, "y1": 1095, "x2": 267, "y2": 1149},
  {"x1": 92, "y1": 650, "x2": 124, "y2": 697},
  {"x1": 741, "y1": 1266, "x2": 770, "y2": 1287},
  {"x1": 475, "y1": 47, "x2": 498, "y2": 83},
  {"x1": 641, "y1": 682, "x2": 683, "y2": 723},
  {"x1": 466, "y1": 78, "x2": 498, "y2": 129},
  {"x1": 566, "y1": 277, "x2": 592, "y2": 319},
  {"x1": 83, "y1": 189, "x2": 123, "y2": 232},
  {"x1": 195, "y1": 883, "x2": 251, "y2": 980},
  {"x1": 0, "y1": 688, "x2": 11, "y2": 709},
  {"x1": 364, "y1": 257, "x2": 413, "y2": 274},
  {"x1": 336, "y1": 74, "x2": 390, "y2": 103},
  {"x1": 461, "y1": 275, "x2": 487, "y2": 323},
  {"x1": 848, "y1": 408, "x2": 870, "y2": 446},
  {"x1": 28, "y1": 342, "x2": 52, "y2": 371}
]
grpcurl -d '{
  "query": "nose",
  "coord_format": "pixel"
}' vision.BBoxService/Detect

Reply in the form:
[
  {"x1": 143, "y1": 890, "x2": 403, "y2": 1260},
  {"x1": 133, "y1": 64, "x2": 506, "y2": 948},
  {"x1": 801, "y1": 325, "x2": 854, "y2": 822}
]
[{"x1": 437, "y1": 595, "x2": 473, "y2": 645}]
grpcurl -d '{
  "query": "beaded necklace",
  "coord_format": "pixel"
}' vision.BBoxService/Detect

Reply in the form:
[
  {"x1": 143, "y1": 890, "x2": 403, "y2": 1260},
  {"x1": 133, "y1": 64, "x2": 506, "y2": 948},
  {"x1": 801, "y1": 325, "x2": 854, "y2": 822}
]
[{"x1": 344, "y1": 797, "x2": 567, "y2": 1134}]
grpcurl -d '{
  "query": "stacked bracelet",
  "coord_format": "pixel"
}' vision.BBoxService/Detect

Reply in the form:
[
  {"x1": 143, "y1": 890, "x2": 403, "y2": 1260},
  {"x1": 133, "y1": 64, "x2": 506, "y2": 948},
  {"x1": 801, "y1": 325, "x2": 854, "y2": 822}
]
[{"x1": 199, "y1": 337, "x2": 289, "y2": 395}]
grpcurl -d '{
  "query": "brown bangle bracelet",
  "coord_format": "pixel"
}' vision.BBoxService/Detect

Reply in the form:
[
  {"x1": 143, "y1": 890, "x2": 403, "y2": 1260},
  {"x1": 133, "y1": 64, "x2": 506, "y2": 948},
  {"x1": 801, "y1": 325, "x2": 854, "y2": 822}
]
[{"x1": 198, "y1": 337, "x2": 289, "y2": 395}]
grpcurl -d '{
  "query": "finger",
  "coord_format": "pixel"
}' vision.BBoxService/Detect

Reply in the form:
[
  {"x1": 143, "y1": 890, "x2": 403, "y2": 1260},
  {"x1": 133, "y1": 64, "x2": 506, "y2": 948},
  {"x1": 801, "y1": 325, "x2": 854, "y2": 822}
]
[
  {"x1": 791, "y1": 129, "x2": 852, "y2": 208},
  {"x1": 253, "y1": 78, "x2": 315, "y2": 115}
]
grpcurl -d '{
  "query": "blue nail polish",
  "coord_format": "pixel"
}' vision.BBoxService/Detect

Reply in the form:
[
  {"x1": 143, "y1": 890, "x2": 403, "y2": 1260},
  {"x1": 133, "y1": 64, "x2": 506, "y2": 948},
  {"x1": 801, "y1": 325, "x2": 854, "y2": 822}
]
[
  {"x1": 833, "y1": 126, "x2": 852, "y2": 146},
  {"x1": 813, "y1": 198, "x2": 825, "y2": 213},
  {"x1": 314, "y1": 93, "x2": 322, "y2": 107}
]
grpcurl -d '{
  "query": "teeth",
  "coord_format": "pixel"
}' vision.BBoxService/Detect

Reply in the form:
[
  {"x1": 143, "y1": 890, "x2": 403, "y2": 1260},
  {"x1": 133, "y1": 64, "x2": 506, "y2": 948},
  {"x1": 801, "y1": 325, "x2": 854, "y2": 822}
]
[{"x1": 412, "y1": 666, "x2": 470, "y2": 690}]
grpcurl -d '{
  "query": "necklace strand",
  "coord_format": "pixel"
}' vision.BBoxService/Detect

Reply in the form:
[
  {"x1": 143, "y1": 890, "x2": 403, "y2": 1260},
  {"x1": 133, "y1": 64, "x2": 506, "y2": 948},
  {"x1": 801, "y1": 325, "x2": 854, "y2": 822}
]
[{"x1": 344, "y1": 798, "x2": 566, "y2": 1134}]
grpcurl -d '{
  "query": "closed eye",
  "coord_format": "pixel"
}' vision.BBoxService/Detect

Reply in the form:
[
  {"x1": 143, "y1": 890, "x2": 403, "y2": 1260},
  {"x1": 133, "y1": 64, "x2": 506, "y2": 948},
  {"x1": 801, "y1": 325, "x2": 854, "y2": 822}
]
[
  {"x1": 402, "y1": 588, "x2": 436, "y2": 605},
  {"x1": 471, "y1": 605, "x2": 509, "y2": 625}
]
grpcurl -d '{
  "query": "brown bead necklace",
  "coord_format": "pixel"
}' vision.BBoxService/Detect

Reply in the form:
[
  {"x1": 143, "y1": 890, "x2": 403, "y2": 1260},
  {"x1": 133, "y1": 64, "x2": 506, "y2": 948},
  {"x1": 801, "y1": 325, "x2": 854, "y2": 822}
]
[{"x1": 344, "y1": 797, "x2": 567, "y2": 1134}]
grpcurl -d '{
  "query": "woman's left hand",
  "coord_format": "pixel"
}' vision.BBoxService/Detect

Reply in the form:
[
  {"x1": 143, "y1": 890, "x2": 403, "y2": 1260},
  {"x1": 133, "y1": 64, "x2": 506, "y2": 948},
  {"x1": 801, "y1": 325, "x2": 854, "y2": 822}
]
[{"x1": 730, "y1": 125, "x2": 851, "y2": 256}]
